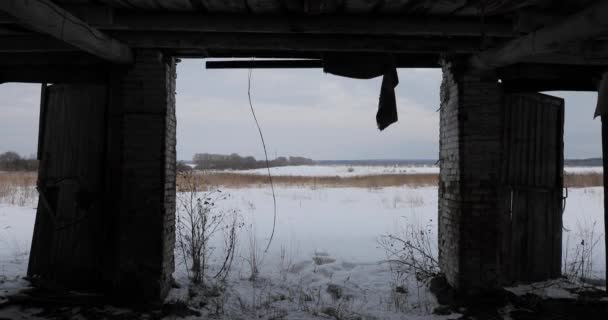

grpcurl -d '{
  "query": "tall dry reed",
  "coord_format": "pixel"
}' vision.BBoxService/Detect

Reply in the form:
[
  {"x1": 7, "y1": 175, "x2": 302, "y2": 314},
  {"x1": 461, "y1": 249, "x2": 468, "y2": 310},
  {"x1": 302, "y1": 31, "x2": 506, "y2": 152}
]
[{"x1": 0, "y1": 171, "x2": 37, "y2": 206}]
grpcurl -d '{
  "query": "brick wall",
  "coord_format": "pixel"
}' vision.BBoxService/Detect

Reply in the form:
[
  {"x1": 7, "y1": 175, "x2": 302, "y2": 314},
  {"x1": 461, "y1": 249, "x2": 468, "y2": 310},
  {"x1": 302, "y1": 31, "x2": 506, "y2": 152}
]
[
  {"x1": 162, "y1": 56, "x2": 177, "y2": 299},
  {"x1": 109, "y1": 50, "x2": 176, "y2": 302},
  {"x1": 439, "y1": 59, "x2": 504, "y2": 293},
  {"x1": 438, "y1": 59, "x2": 462, "y2": 288}
]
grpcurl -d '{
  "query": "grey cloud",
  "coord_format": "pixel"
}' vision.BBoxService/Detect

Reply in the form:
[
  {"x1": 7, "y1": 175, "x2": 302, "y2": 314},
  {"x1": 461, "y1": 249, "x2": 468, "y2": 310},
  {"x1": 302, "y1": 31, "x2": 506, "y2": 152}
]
[{"x1": 0, "y1": 62, "x2": 601, "y2": 161}]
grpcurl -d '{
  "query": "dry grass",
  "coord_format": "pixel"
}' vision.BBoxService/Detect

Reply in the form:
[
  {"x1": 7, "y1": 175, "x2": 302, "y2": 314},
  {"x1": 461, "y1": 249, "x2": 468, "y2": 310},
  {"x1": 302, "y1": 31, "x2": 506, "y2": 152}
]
[
  {"x1": 0, "y1": 170, "x2": 603, "y2": 205},
  {"x1": 178, "y1": 172, "x2": 439, "y2": 190},
  {"x1": 183, "y1": 171, "x2": 605, "y2": 190},
  {"x1": 564, "y1": 172, "x2": 603, "y2": 188},
  {"x1": 0, "y1": 171, "x2": 38, "y2": 206}
]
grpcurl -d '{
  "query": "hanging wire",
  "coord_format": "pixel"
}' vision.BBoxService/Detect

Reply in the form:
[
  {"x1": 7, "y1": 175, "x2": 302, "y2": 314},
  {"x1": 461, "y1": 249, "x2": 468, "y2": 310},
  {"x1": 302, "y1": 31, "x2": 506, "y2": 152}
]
[{"x1": 247, "y1": 63, "x2": 277, "y2": 253}]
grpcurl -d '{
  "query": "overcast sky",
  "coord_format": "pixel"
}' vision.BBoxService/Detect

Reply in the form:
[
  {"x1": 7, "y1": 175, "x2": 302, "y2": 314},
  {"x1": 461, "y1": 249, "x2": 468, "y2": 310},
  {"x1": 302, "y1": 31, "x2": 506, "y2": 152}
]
[{"x1": 0, "y1": 59, "x2": 601, "y2": 161}]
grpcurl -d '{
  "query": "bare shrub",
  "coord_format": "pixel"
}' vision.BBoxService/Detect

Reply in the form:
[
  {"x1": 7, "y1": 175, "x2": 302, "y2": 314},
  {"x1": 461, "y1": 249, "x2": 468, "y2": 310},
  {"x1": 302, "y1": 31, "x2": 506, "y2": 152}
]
[
  {"x1": 563, "y1": 220, "x2": 603, "y2": 284},
  {"x1": 379, "y1": 217, "x2": 439, "y2": 313},
  {"x1": 379, "y1": 219, "x2": 439, "y2": 283},
  {"x1": 244, "y1": 223, "x2": 264, "y2": 281},
  {"x1": 176, "y1": 172, "x2": 242, "y2": 286},
  {"x1": 277, "y1": 243, "x2": 295, "y2": 282},
  {"x1": 376, "y1": 215, "x2": 440, "y2": 314}
]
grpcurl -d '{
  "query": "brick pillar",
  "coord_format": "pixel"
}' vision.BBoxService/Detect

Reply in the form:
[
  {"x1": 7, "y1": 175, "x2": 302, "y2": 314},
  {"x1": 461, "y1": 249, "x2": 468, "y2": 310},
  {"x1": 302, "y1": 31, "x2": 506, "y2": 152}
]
[
  {"x1": 438, "y1": 59, "x2": 504, "y2": 293},
  {"x1": 107, "y1": 50, "x2": 176, "y2": 302}
]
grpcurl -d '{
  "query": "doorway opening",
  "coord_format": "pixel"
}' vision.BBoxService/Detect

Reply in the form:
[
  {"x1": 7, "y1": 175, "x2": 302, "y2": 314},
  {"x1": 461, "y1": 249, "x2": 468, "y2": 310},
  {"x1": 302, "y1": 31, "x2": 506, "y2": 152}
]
[{"x1": 173, "y1": 59, "x2": 444, "y2": 317}]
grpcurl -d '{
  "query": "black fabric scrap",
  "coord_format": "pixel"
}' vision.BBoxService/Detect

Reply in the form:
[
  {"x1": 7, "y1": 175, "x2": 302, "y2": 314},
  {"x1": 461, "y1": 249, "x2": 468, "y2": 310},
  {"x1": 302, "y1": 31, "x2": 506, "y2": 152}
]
[{"x1": 322, "y1": 53, "x2": 399, "y2": 130}]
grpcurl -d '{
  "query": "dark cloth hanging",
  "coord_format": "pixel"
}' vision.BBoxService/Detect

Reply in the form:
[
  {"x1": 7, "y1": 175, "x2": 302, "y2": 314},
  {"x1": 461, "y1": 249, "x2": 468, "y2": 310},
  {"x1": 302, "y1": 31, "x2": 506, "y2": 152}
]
[
  {"x1": 594, "y1": 73, "x2": 608, "y2": 118},
  {"x1": 322, "y1": 53, "x2": 399, "y2": 131}
]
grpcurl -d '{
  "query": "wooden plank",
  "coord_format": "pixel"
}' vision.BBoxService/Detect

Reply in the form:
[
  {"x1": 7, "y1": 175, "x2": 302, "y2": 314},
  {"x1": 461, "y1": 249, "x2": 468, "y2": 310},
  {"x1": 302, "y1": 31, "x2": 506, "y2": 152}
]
[
  {"x1": 527, "y1": 98, "x2": 536, "y2": 186},
  {"x1": 534, "y1": 99, "x2": 542, "y2": 186},
  {"x1": 533, "y1": 99, "x2": 541, "y2": 186},
  {"x1": 37, "y1": 84, "x2": 47, "y2": 161},
  {"x1": 283, "y1": 0, "x2": 342, "y2": 14},
  {"x1": 546, "y1": 101, "x2": 557, "y2": 187},
  {"x1": 247, "y1": 0, "x2": 282, "y2": 13},
  {"x1": 531, "y1": 192, "x2": 546, "y2": 279},
  {"x1": 98, "y1": 0, "x2": 195, "y2": 10},
  {"x1": 526, "y1": 191, "x2": 536, "y2": 280},
  {"x1": 503, "y1": 92, "x2": 565, "y2": 283},
  {"x1": 343, "y1": 0, "x2": 382, "y2": 13},
  {"x1": 501, "y1": 95, "x2": 511, "y2": 184},
  {"x1": 453, "y1": 0, "x2": 545, "y2": 17},
  {"x1": 108, "y1": 13, "x2": 515, "y2": 37},
  {"x1": 0, "y1": 35, "x2": 78, "y2": 52},
  {"x1": 425, "y1": 0, "x2": 466, "y2": 15},
  {"x1": 0, "y1": 66, "x2": 109, "y2": 83},
  {"x1": 602, "y1": 115, "x2": 608, "y2": 292},
  {"x1": 538, "y1": 98, "x2": 547, "y2": 186},
  {"x1": 551, "y1": 190, "x2": 561, "y2": 277},
  {"x1": 115, "y1": 32, "x2": 492, "y2": 53},
  {"x1": 518, "y1": 99, "x2": 526, "y2": 186},
  {"x1": 509, "y1": 97, "x2": 518, "y2": 185},
  {"x1": 125, "y1": 0, "x2": 194, "y2": 10},
  {"x1": 207, "y1": 59, "x2": 321, "y2": 68},
  {"x1": 522, "y1": 97, "x2": 529, "y2": 185},
  {"x1": 96, "y1": 0, "x2": 138, "y2": 9},
  {"x1": 472, "y1": 0, "x2": 608, "y2": 69},
  {"x1": 0, "y1": 0, "x2": 133, "y2": 63},
  {"x1": 505, "y1": 96, "x2": 514, "y2": 183},
  {"x1": 201, "y1": 0, "x2": 247, "y2": 12},
  {"x1": 0, "y1": 52, "x2": 105, "y2": 66},
  {"x1": 28, "y1": 84, "x2": 109, "y2": 290},
  {"x1": 377, "y1": 0, "x2": 413, "y2": 13},
  {"x1": 515, "y1": 190, "x2": 528, "y2": 280}
]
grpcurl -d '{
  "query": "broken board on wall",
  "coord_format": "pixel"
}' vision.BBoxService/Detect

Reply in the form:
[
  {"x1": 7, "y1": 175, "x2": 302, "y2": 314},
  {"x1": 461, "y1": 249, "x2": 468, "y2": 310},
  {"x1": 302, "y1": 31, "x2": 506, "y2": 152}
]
[
  {"x1": 28, "y1": 84, "x2": 108, "y2": 290},
  {"x1": 501, "y1": 93, "x2": 564, "y2": 283}
]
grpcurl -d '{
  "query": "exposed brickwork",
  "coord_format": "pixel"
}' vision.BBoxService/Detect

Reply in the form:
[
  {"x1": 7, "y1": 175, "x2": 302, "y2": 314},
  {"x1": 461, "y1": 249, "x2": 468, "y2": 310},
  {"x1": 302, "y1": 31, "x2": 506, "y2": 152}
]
[
  {"x1": 439, "y1": 59, "x2": 504, "y2": 293},
  {"x1": 438, "y1": 60, "x2": 461, "y2": 288},
  {"x1": 109, "y1": 50, "x2": 176, "y2": 302},
  {"x1": 162, "y1": 56, "x2": 177, "y2": 299}
]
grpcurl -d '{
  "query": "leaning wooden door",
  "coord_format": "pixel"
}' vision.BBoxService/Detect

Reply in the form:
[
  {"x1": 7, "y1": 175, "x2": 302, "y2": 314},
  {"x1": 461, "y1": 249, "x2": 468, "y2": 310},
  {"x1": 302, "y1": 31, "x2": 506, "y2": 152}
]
[
  {"x1": 502, "y1": 93, "x2": 564, "y2": 283},
  {"x1": 28, "y1": 84, "x2": 108, "y2": 290}
]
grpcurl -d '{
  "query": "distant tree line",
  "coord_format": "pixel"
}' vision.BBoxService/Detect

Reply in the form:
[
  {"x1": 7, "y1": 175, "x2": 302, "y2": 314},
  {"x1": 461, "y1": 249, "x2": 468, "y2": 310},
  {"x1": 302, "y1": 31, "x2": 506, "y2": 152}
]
[
  {"x1": 0, "y1": 151, "x2": 38, "y2": 171},
  {"x1": 192, "y1": 153, "x2": 314, "y2": 170}
]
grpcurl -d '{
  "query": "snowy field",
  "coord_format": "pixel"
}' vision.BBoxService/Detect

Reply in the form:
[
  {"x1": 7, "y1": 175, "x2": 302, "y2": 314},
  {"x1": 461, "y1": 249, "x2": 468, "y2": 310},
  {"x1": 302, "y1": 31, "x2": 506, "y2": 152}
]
[
  {"x1": 227, "y1": 164, "x2": 602, "y2": 177},
  {"x1": 0, "y1": 166, "x2": 606, "y2": 319},
  {"x1": 231, "y1": 165, "x2": 440, "y2": 176}
]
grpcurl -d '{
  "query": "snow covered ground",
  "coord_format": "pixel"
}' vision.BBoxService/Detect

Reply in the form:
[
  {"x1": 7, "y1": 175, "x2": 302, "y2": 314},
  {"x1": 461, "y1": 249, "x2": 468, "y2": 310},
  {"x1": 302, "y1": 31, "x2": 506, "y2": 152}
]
[
  {"x1": 171, "y1": 186, "x2": 449, "y2": 319},
  {"x1": 230, "y1": 165, "x2": 440, "y2": 176},
  {"x1": 0, "y1": 166, "x2": 605, "y2": 319},
  {"x1": 223, "y1": 164, "x2": 602, "y2": 177},
  {"x1": 564, "y1": 166, "x2": 603, "y2": 173}
]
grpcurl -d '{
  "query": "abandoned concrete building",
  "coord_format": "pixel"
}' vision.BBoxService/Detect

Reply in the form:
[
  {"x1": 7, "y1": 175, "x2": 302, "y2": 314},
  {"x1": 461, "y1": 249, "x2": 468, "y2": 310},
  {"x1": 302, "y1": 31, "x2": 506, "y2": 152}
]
[{"x1": 0, "y1": 0, "x2": 607, "y2": 303}]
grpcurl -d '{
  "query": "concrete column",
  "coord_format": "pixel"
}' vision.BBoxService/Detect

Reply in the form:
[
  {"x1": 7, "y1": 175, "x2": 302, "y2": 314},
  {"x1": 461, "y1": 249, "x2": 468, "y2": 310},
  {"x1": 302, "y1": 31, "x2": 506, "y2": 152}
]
[
  {"x1": 107, "y1": 50, "x2": 176, "y2": 302},
  {"x1": 438, "y1": 59, "x2": 504, "y2": 293}
]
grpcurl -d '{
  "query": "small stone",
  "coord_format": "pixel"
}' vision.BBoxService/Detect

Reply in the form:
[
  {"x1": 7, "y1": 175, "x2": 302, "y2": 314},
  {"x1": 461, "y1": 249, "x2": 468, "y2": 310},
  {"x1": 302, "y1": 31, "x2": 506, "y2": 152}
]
[{"x1": 326, "y1": 283, "x2": 343, "y2": 300}]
